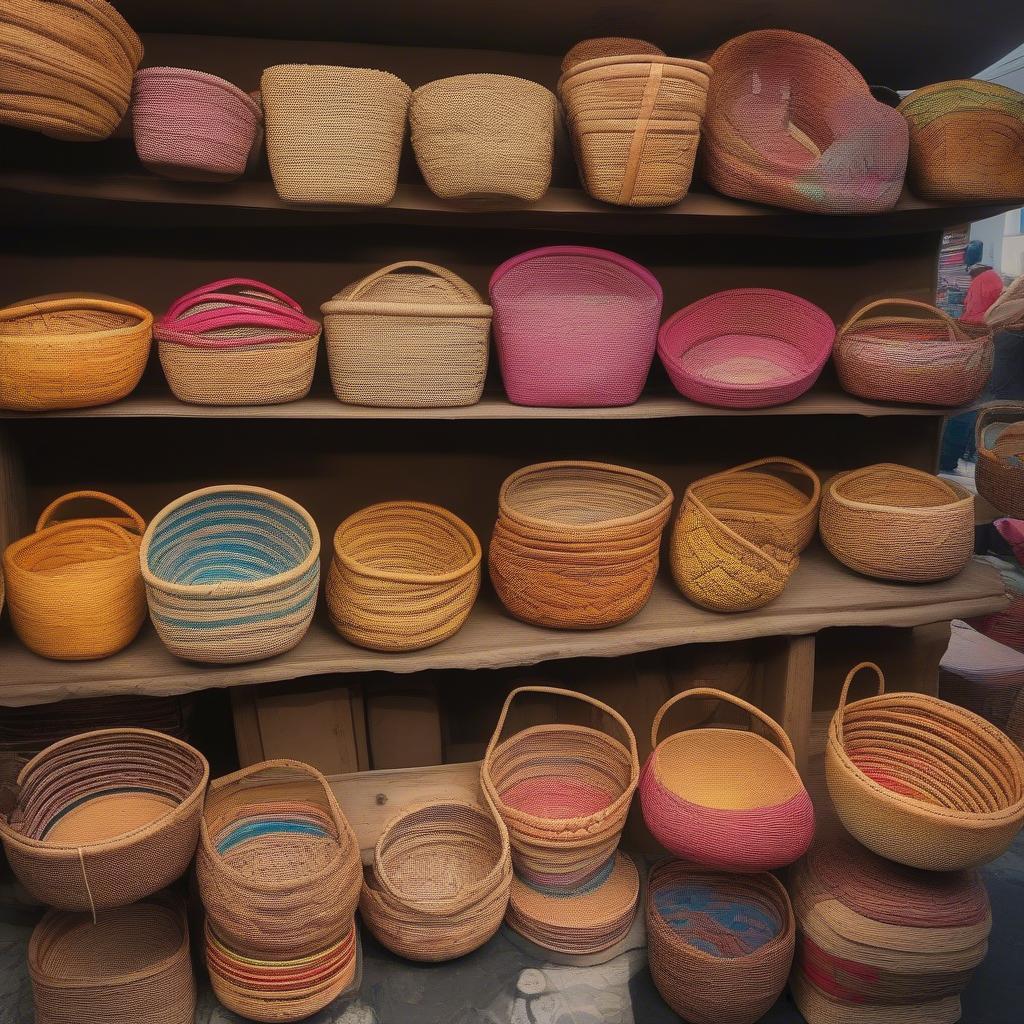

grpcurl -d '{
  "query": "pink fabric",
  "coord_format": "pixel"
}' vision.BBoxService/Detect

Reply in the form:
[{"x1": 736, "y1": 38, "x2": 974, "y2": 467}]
[
  {"x1": 996, "y1": 519, "x2": 1024, "y2": 567},
  {"x1": 963, "y1": 270, "x2": 1005, "y2": 324}
]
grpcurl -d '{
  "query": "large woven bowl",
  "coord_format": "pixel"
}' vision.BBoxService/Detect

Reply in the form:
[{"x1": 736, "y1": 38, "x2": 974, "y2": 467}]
[{"x1": 976, "y1": 403, "x2": 1024, "y2": 519}]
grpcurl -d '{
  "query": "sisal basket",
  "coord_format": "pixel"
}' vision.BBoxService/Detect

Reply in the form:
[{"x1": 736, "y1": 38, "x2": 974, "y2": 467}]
[
  {"x1": 411, "y1": 74, "x2": 556, "y2": 201},
  {"x1": 322, "y1": 261, "x2": 491, "y2": 407},
  {"x1": 976, "y1": 403, "x2": 1024, "y2": 519},
  {"x1": 820, "y1": 464, "x2": 974, "y2": 582},
  {"x1": 326, "y1": 501, "x2": 481, "y2": 652},
  {"x1": 261, "y1": 64, "x2": 411, "y2": 205},
  {"x1": 0, "y1": 295, "x2": 151, "y2": 411},
  {"x1": 3, "y1": 491, "x2": 146, "y2": 660}
]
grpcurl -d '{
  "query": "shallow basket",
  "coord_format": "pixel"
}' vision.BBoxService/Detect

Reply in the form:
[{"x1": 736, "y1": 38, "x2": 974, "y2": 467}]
[
  {"x1": 322, "y1": 261, "x2": 491, "y2": 408},
  {"x1": 140, "y1": 486, "x2": 320, "y2": 664},
  {"x1": 820, "y1": 464, "x2": 974, "y2": 582},
  {"x1": 976, "y1": 403, "x2": 1024, "y2": 519},
  {"x1": 825, "y1": 662, "x2": 1024, "y2": 870},
  {"x1": 0, "y1": 295, "x2": 151, "y2": 411},
  {"x1": 0, "y1": 728, "x2": 209, "y2": 911}
]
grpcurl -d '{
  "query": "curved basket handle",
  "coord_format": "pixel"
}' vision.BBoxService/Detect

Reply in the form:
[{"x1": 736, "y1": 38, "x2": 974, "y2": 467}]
[
  {"x1": 833, "y1": 662, "x2": 886, "y2": 740},
  {"x1": 345, "y1": 261, "x2": 480, "y2": 303},
  {"x1": 162, "y1": 279, "x2": 314, "y2": 335},
  {"x1": 36, "y1": 491, "x2": 145, "y2": 536},
  {"x1": 651, "y1": 686, "x2": 797, "y2": 765},
  {"x1": 719, "y1": 457, "x2": 821, "y2": 506},
  {"x1": 837, "y1": 298, "x2": 962, "y2": 343}
]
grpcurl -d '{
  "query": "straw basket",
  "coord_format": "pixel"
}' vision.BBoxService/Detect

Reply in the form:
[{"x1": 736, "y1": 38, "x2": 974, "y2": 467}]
[
  {"x1": 326, "y1": 501, "x2": 481, "y2": 652},
  {"x1": 976, "y1": 403, "x2": 1024, "y2": 519},
  {"x1": 825, "y1": 662, "x2": 1024, "y2": 870},
  {"x1": 558, "y1": 39, "x2": 711, "y2": 207},
  {"x1": 647, "y1": 862, "x2": 795, "y2": 1024},
  {"x1": 640, "y1": 688, "x2": 814, "y2": 871},
  {"x1": 669, "y1": 458, "x2": 821, "y2": 613},
  {"x1": 140, "y1": 486, "x2": 320, "y2": 664},
  {"x1": 261, "y1": 64, "x2": 411, "y2": 205},
  {"x1": 4, "y1": 491, "x2": 146, "y2": 660},
  {"x1": 0, "y1": 295, "x2": 151, "y2": 411},
  {"x1": 411, "y1": 74, "x2": 556, "y2": 201},
  {"x1": 322, "y1": 261, "x2": 491, "y2": 408},
  {"x1": 820, "y1": 464, "x2": 974, "y2": 582},
  {"x1": 0, "y1": 0, "x2": 143, "y2": 141},
  {"x1": 987, "y1": 272, "x2": 1024, "y2": 334},
  {"x1": 834, "y1": 298, "x2": 993, "y2": 406},
  {"x1": 0, "y1": 728, "x2": 209, "y2": 911}
]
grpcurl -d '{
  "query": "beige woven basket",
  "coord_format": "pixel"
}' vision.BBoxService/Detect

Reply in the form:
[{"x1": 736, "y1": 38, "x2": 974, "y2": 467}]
[{"x1": 976, "y1": 402, "x2": 1024, "y2": 519}]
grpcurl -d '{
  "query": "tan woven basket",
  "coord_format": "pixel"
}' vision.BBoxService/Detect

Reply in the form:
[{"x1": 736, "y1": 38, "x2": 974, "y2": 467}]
[
  {"x1": 561, "y1": 37, "x2": 666, "y2": 73},
  {"x1": 987, "y1": 272, "x2": 1024, "y2": 334},
  {"x1": 820, "y1": 464, "x2": 974, "y2": 582},
  {"x1": 261, "y1": 64, "x2": 411, "y2": 205},
  {"x1": 976, "y1": 402, "x2": 1024, "y2": 519}
]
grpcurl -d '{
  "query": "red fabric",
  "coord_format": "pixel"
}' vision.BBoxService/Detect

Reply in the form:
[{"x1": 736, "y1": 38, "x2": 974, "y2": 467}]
[{"x1": 962, "y1": 269, "x2": 1005, "y2": 324}]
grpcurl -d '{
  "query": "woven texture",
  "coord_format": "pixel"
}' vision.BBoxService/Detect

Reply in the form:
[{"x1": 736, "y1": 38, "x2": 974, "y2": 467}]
[
  {"x1": 489, "y1": 461, "x2": 673, "y2": 628},
  {"x1": 322, "y1": 261, "x2": 491, "y2": 408},
  {"x1": 986, "y1": 272, "x2": 1024, "y2": 333},
  {"x1": 703, "y1": 30, "x2": 908, "y2": 214},
  {"x1": 0, "y1": 295, "x2": 151, "y2": 411},
  {"x1": 561, "y1": 37, "x2": 666, "y2": 74},
  {"x1": 140, "y1": 486, "x2": 320, "y2": 664},
  {"x1": 261, "y1": 64, "x2": 410, "y2": 205},
  {"x1": 976, "y1": 403, "x2": 1024, "y2": 519},
  {"x1": 820, "y1": 464, "x2": 974, "y2": 582},
  {"x1": 489, "y1": 246, "x2": 663, "y2": 407}
]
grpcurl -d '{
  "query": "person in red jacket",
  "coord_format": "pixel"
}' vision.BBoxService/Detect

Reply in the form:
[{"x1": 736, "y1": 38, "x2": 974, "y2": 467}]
[{"x1": 962, "y1": 264, "x2": 1005, "y2": 324}]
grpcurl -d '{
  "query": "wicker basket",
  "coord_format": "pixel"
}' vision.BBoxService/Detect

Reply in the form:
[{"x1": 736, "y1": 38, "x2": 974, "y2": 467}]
[
  {"x1": 987, "y1": 272, "x2": 1024, "y2": 334},
  {"x1": 640, "y1": 688, "x2": 814, "y2": 871},
  {"x1": 140, "y1": 486, "x2": 320, "y2": 664},
  {"x1": 976, "y1": 403, "x2": 1024, "y2": 519},
  {"x1": 322, "y1": 261, "x2": 491, "y2": 408},
  {"x1": 0, "y1": 728, "x2": 209, "y2": 911},
  {"x1": 326, "y1": 501, "x2": 481, "y2": 652},
  {"x1": 261, "y1": 64, "x2": 411, "y2": 205},
  {"x1": 557, "y1": 39, "x2": 711, "y2": 207},
  {"x1": 155, "y1": 278, "x2": 320, "y2": 406},
  {"x1": 0, "y1": 0, "x2": 143, "y2": 141},
  {"x1": 820, "y1": 464, "x2": 974, "y2": 582},
  {"x1": 411, "y1": 74, "x2": 556, "y2": 201},
  {"x1": 0, "y1": 295, "x2": 151, "y2": 411},
  {"x1": 826, "y1": 662, "x2": 1024, "y2": 870}
]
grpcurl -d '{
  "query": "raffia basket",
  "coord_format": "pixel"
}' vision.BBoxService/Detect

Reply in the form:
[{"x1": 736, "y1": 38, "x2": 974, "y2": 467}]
[
  {"x1": 0, "y1": 295, "x2": 151, "y2": 411},
  {"x1": 322, "y1": 261, "x2": 491, "y2": 407},
  {"x1": 261, "y1": 64, "x2": 411, "y2": 205},
  {"x1": 326, "y1": 501, "x2": 481, "y2": 652},
  {"x1": 820, "y1": 464, "x2": 974, "y2": 582},
  {"x1": 976, "y1": 403, "x2": 1024, "y2": 519},
  {"x1": 3, "y1": 491, "x2": 146, "y2": 660}
]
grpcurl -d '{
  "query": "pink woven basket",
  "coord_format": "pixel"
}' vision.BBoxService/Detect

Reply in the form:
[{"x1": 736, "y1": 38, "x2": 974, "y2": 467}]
[
  {"x1": 489, "y1": 246, "x2": 663, "y2": 407},
  {"x1": 657, "y1": 288, "x2": 835, "y2": 408},
  {"x1": 132, "y1": 67, "x2": 262, "y2": 182}
]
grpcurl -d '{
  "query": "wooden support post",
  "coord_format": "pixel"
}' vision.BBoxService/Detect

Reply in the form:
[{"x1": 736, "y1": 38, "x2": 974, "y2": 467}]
[{"x1": 761, "y1": 634, "x2": 816, "y2": 777}]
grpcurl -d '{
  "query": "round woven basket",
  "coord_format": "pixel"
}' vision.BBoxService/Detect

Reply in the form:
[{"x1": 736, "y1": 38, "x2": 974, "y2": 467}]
[
  {"x1": 986, "y1": 272, "x2": 1024, "y2": 334},
  {"x1": 0, "y1": 728, "x2": 209, "y2": 912},
  {"x1": 976, "y1": 403, "x2": 1024, "y2": 519},
  {"x1": 826, "y1": 662, "x2": 1024, "y2": 870},
  {"x1": 326, "y1": 501, "x2": 481, "y2": 652},
  {"x1": 561, "y1": 37, "x2": 666, "y2": 73},
  {"x1": 819, "y1": 464, "x2": 974, "y2": 582}
]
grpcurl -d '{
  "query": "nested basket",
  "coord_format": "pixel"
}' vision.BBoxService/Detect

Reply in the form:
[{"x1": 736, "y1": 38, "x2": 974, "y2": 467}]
[
  {"x1": 489, "y1": 461, "x2": 673, "y2": 629},
  {"x1": 976, "y1": 403, "x2": 1024, "y2": 519},
  {"x1": 558, "y1": 39, "x2": 712, "y2": 207},
  {"x1": 3, "y1": 491, "x2": 146, "y2": 660},
  {"x1": 360, "y1": 799, "x2": 513, "y2": 961},
  {"x1": 826, "y1": 662, "x2": 1024, "y2": 870},
  {"x1": 647, "y1": 862, "x2": 795, "y2": 1024},
  {"x1": 820, "y1": 464, "x2": 974, "y2": 582},
  {"x1": 140, "y1": 486, "x2": 320, "y2": 664},
  {"x1": 0, "y1": 728, "x2": 209, "y2": 911},
  {"x1": 834, "y1": 298, "x2": 993, "y2": 406},
  {"x1": 261, "y1": 64, "x2": 411, "y2": 205},
  {"x1": 322, "y1": 261, "x2": 491, "y2": 408},
  {"x1": 410, "y1": 74, "x2": 556, "y2": 201},
  {"x1": 0, "y1": 295, "x2": 151, "y2": 411},
  {"x1": 326, "y1": 501, "x2": 481, "y2": 652},
  {"x1": 155, "y1": 278, "x2": 320, "y2": 406},
  {"x1": 640, "y1": 689, "x2": 814, "y2": 871},
  {"x1": 669, "y1": 458, "x2": 821, "y2": 613},
  {"x1": 29, "y1": 893, "x2": 196, "y2": 1024}
]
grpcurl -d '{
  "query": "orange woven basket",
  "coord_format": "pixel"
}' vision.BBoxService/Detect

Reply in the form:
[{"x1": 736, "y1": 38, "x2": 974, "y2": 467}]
[{"x1": 976, "y1": 403, "x2": 1024, "y2": 519}]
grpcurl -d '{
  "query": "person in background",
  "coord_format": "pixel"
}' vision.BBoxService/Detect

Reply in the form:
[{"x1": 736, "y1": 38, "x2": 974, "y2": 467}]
[{"x1": 962, "y1": 264, "x2": 1005, "y2": 325}]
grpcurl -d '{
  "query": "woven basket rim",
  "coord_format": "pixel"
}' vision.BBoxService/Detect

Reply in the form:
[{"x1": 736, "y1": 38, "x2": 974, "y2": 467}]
[
  {"x1": 708, "y1": 27, "x2": 866, "y2": 82},
  {"x1": 0, "y1": 295, "x2": 153, "y2": 341},
  {"x1": 5, "y1": 517, "x2": 140, "y2": 572},
  {"x1": 557, "y1": 52, "x2": 712, "y2": 92},
  {"x1": 260, "y1": 62, "x2": 411, "y2": 93},
  {"x1": 976, "y1": 402, "x2": 1024, "y2": 453},
  {"x1": 206, "y1": 918, "x2": 356, "y2": 971},
  {"x1": 899, "y1": 78, "x2": 1024, "y2": 113},
  {"x1": 134, "y1": 66, "x2": 262, "y2": 117},
  {"x1": 826, "y1": 464, "x2": 972, "y2": 515},
  {"x1": 6, "y1": 0, "x2": 145, "y2": 69}
]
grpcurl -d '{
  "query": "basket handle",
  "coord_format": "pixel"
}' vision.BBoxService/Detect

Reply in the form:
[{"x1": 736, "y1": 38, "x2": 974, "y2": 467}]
[
  {"x1": 834, "y1": 662, "x2": 886, "y2": 739},
  {"x1": 36, "y1": 491, "x2": 145, "y2": 535},
  {"x1": 837, "y1": 298, "x2": 963, "y2": 343},
  {"x1": 718, "y1": 457, "x2": 821, "y2": 506},
  {"x1": 344, "y1": 261, "x2": 480, "y2": 303},
  {"x1": 161, "y1": 279, "x2": 315, "y2": 335}
]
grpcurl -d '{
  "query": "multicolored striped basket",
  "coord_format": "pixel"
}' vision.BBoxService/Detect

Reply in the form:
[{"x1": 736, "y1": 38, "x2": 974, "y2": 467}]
[{"x1": 976, "y1": 403, "x2": 1024, "y2": 520}]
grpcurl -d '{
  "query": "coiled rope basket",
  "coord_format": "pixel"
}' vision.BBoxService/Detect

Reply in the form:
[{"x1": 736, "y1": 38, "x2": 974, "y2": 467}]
[{"x1": 976, "y1": 403, "x2": 1024, "y2": 519}]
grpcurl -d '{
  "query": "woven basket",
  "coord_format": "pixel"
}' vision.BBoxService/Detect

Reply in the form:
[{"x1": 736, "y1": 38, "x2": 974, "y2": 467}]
[
  {"x1": 0, "y1": 295, "x2": 151, "y2": 411},
  {"x1": 326, "y1": 501, "x2": 481, "y2": 652},
  {"x1": 976, "y1": 403, "x2": 1024, "y2": 519},
  {"x1": 0, "y1": 728, "x2": 209, "y2": 912},
  {"x1": 647, "y1": 862, "x2": 795, "y2": 1024},
  {"x1": 826, "y1": 662, "x2": 1024, "y2": 870},
  {"x1": 155, "y1": 278, "x2": 319, "y2": 406},
  {"x1": 557, "y1": 40, "x2": 712, "y2": 207},
  {"x1": 140, "y1": 486, "x2": 320, "y2": 664},
  {"x1": 0, "y1": 0, "x2": 143, "y2": 141},
  {"x1": 640, "y1": 688, "x2": 814, "y2": 871},
  {"x1": 834, "y1": 298, "x2": 993, "y2": 407},
  {"x1": 489, "y1": 246, "x2": 663, "y2": 407},
  {"x1": 261, "y1": 64, "x2": 411, "y2": 205},
  {"x1": 820, "y1": 464, "x2": 974, "y2": 582},
  {"x1": 322, "y1": 261, "x2": 491, "y2": 408},
  {"x1": 987, "y1": 272, "x2": 1024, "y2": 334}
]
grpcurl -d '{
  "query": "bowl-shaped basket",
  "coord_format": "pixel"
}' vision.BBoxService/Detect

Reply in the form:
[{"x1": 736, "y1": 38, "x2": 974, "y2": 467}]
[{"x1": 976, "y1": 403, "x2": 1024, "y2": 519}]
